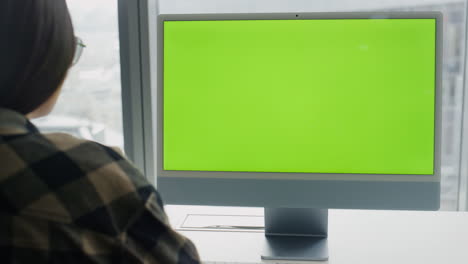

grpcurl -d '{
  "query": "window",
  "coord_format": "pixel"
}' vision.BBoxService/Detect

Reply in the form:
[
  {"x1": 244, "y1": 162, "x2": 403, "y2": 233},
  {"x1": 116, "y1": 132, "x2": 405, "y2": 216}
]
[
  {"x1": 160, "y1": 0, "x2": 468, "y2": 211},
  {"x1": 32, "y1": 0, "x2": 467, "y2": 210},
  {"x1": 33, "y1": 0, "x2": 123, "y2": 149},
  {"x1": 382, "y1": 2, "x2": 466, "y2": 211}
]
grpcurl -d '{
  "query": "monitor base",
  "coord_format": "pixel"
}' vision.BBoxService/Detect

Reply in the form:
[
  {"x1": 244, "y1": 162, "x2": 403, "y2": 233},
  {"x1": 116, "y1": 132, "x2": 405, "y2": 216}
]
[
  {"x1": 261, "y1": 208, "x2": 329, "y2": 261},
  {"x1": 262, "y1": 235, "x2": 328, "y2": 261}
]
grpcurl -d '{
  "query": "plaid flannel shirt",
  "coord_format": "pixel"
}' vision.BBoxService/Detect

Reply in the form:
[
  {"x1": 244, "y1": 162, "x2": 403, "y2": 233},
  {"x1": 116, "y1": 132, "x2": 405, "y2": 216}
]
[{"x1": 0, "y1": 108, "x2": 200, "y2": 264}]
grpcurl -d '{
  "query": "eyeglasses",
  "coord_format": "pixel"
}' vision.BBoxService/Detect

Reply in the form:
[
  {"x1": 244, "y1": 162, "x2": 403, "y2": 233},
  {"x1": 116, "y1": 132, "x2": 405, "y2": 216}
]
[{"x1": 72, "y1": 37, "x2": 86, "y2": 66}]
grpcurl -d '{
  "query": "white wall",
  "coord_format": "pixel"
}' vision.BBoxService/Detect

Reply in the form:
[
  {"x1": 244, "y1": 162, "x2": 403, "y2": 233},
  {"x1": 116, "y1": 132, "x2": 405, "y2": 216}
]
[{"x1": 158, "y1": 0, "x2": 460, "y2": 14}]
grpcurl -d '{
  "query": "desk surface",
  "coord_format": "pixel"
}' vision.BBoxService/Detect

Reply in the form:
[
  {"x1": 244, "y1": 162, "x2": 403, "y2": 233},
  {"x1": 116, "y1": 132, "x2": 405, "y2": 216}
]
[{"x1": 166, "y1": 206, "x2": 468, "y2": 264}]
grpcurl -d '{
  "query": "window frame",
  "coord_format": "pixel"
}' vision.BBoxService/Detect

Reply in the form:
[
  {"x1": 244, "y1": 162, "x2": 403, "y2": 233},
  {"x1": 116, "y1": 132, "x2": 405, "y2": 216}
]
[
  {"x1": 118, "y1": 0, "x2": 158, "y2": 183},
  {"x1": 119, "y1": 0, "x2": 468, "y2": 210},
  {"x1": 459, "y1": 1, "x2": 468, "y2": 212}
]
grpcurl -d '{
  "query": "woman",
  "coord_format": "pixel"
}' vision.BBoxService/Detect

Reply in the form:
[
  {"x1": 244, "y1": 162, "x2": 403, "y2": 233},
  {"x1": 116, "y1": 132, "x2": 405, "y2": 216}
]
[{"x1": 0, "y1": 0, "x2": 200, "y2": 263}]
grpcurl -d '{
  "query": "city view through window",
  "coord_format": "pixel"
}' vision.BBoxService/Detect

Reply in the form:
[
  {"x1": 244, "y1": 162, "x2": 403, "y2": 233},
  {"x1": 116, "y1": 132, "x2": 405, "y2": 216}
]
[
  {"x1": 34, "y1": 0, "x2": 467, "y2": 211},
  {"x1": 33, "y1": 0, "x2": 124, "y2": 149}
]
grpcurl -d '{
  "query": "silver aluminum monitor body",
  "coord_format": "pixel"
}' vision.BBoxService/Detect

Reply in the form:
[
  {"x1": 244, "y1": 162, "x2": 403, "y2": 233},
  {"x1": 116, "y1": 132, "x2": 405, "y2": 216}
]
[
  {"x1": 157, "y1": 11, "x2": 442, "y2": 261},
  {"x1": 156, "y1": 12, "x2": 442, "y2": 211}
]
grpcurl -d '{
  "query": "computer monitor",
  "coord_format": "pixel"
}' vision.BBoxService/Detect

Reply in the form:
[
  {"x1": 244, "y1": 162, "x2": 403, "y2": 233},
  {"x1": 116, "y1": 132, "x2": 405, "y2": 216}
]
[{"x1": 156, "y1": 12, "x2": 442, "y2": 261}]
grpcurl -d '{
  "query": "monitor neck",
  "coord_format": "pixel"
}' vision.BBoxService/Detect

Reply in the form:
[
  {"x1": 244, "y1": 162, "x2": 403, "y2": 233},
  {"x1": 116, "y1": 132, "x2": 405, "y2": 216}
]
[{"x1": 262, "y1": 208, "x2": 329, "y2": 261}]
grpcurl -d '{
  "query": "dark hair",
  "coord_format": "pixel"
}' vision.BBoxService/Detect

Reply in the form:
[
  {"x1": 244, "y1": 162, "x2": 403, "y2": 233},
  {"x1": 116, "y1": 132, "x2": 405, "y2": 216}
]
[{"x1": 0, "y1": 0, "x2": 75, "y2": 115}]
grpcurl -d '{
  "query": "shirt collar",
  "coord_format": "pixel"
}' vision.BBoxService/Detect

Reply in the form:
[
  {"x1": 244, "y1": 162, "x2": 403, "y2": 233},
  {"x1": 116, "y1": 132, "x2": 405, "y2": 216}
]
[{"x1": 0, "y1": 108, "x2": 39, "y2": 135}]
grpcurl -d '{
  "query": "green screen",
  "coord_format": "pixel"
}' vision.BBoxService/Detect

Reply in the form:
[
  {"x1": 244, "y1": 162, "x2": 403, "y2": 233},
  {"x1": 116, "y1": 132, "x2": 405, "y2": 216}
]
[{"x1": 163, "y1": 19, "x2": 436, "y2": 175}]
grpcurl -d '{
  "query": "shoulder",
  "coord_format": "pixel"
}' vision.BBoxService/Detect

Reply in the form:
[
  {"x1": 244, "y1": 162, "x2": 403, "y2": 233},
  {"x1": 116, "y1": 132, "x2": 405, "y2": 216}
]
[
  {"x1": 42, "y1": 132, "x2": 135, "y2": 179},
  {"x1": 43, "y1": 132, "x2": 123, "y2": 161},
  {"x1": 3, "y1": 132, "x2": 159, "y2": 235},
  {"x1": 41, "y1": 132, "x2": 153, "y2": 203},
  {"x1": 2, "y1": 131, "x2": 125, "y2": 170}
]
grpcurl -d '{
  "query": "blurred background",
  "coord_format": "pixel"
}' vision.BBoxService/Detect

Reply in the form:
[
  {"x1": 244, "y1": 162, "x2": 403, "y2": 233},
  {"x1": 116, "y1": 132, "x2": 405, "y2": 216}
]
[{"x1": 33, "y1": 0, "x2": 467, "y2": 211}]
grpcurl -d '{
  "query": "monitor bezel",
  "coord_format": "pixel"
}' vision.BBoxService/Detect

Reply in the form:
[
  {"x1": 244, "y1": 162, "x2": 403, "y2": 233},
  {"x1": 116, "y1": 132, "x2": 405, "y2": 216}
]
[{"x1": 156, "y1": 12, "x2": 442, "y2": 210}]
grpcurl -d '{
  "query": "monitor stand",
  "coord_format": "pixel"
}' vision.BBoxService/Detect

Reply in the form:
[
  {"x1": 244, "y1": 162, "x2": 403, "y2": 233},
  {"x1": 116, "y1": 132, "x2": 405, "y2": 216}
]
[{"x1": 261, "y1": 208, "x2": 329, "y2": 261}]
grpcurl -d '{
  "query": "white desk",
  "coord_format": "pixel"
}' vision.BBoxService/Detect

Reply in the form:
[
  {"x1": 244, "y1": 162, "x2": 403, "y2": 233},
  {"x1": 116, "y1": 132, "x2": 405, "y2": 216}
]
[{"x1": 166, "y1": 206, "x2": 468, "y2": 264}]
